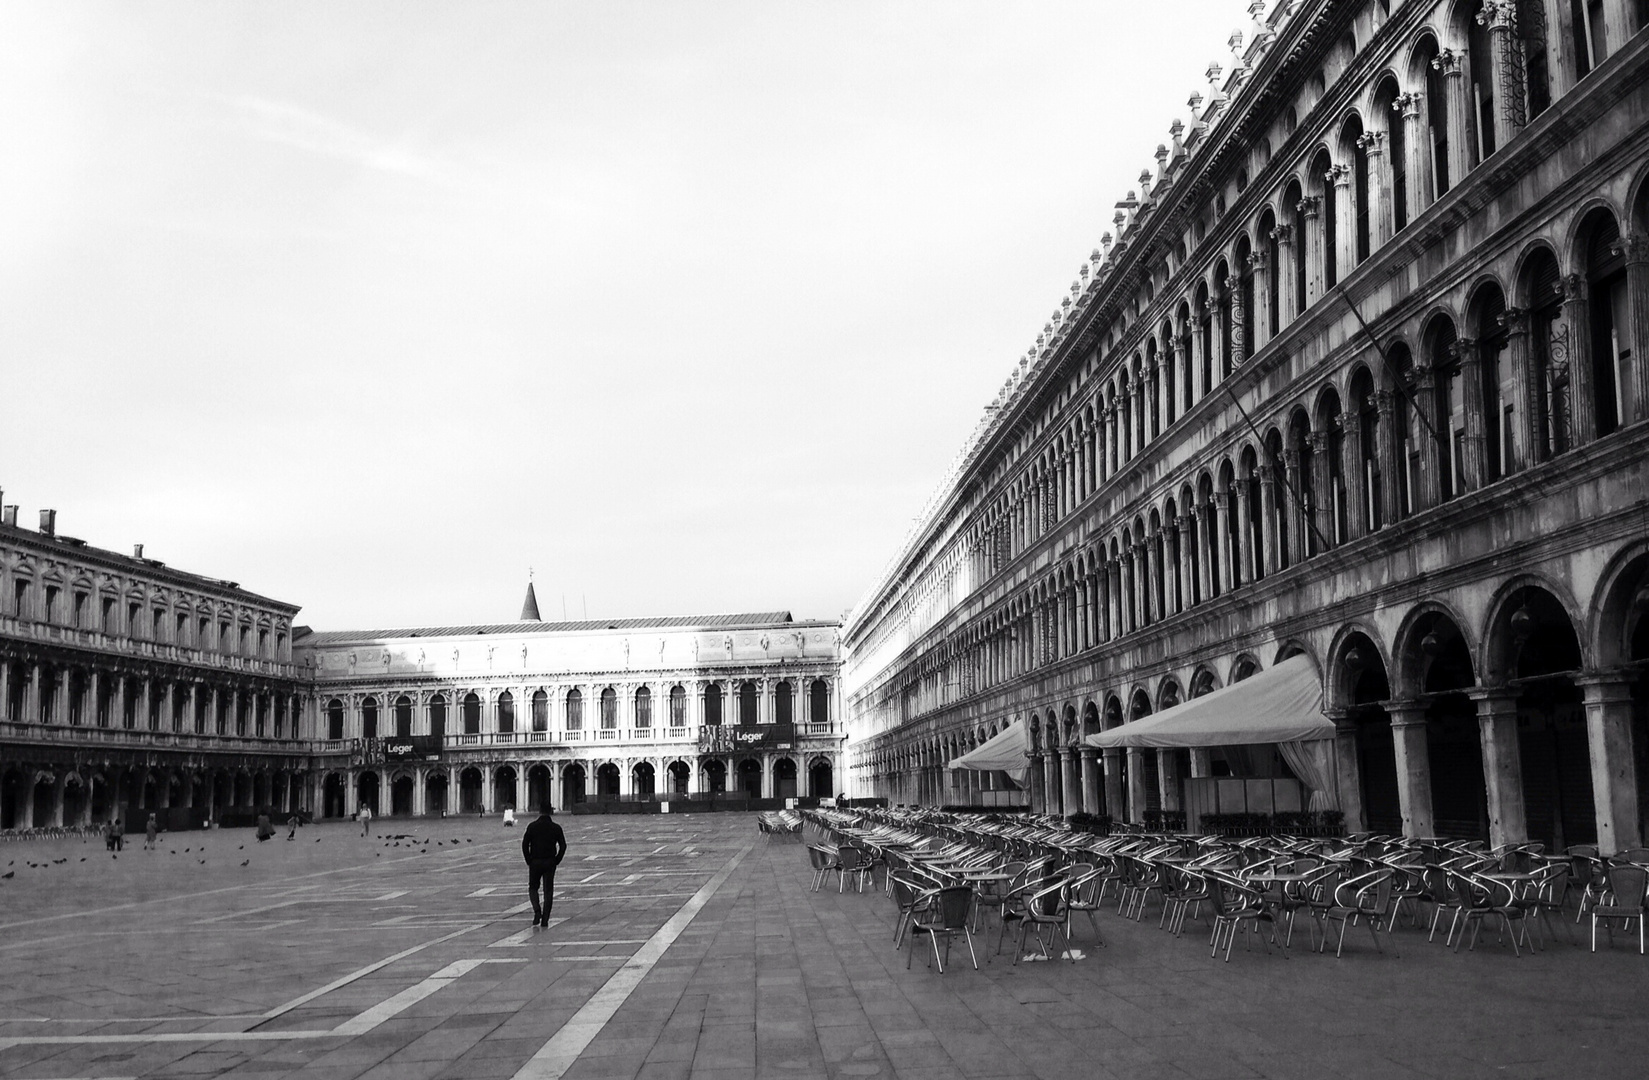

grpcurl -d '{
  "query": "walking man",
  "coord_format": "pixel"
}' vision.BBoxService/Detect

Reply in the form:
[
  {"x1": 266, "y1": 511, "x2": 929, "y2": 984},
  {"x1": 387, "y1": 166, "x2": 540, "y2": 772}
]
[
  {"x1": 359, "y1": 803, "x2": 372, "y2": 836},
  {"x1": 521, "y1": 805, "x2": 566, "y2": 928}
]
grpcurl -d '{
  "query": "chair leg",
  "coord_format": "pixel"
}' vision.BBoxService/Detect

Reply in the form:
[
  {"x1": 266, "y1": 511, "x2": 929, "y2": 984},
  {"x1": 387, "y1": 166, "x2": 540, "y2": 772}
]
[{"x1": 965, "y1": 927, "x2": 978, "y2": 971}]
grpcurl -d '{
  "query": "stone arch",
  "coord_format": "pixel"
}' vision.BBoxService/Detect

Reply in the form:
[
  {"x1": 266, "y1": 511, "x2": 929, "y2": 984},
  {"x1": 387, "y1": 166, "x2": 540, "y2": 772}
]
[
  {"x1": 1392, "y1": 601, "x2": 1478, "y2": 699},
  {"x1": 1189, "y1": 664, "x2": 1220, "y2": 698}
]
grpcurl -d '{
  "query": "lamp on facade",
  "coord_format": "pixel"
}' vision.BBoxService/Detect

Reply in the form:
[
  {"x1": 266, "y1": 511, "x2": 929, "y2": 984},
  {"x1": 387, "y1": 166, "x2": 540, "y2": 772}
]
[
  {"x1": 1509, "y1": 604, "x2": 1537, "y2": 646},
  {"x1": 1420, "y1": 629, "x2": 1442, "y2": 657}
]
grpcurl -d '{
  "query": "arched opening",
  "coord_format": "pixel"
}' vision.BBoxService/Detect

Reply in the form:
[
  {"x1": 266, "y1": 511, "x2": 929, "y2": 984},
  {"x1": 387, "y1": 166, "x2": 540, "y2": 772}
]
[
  {"x1": 632, "y1": 761, "x2": 656, "y2": 797},
  {"x1": 1522, "y1": 1, "x2": 1552, "y2": 119},
  {"x1": 531, "y1": 690, "x2": 549, "y2": 733},
  {"x1": 361, "y1": 697, "x2": 378, "y2": 741},
  {"x1": 394, "y1": 695, "x2": 412, "y2": 739},
  {"x1": 391, "y1": 774, "x2": 414, "y2": 816},
  {"x1": 1342, "y1": 113, "x2": 1370, "y2": 264},
  {"x1": 773, "y1": 681, "x2": 793, "y2": 726},
  {"x1": 462, "y1": 692, "x2": 481, "y2": 735},
  {"x1": 564, "y1": 688, "x2": 583, "y2": 732},
  {"x1": 1341, "y1": 632, "x2": 1400, "y2": 834},
  {"x1": 1351, "y1": 366, "x2": 1383, "y2": 531},
  {"x1": 357, "y1": 771, "x2": 380, "y2": 816},
  {"x1": 497, "y1": 692, "x2": 515, "y2": 735},
  {"x1": 1374, "y1": 74, "x2": 1407, "y2": 232},
  {"x1": 494, "y1": 765, "x2": 517, "y2": 810},
  {"x1": 561, "y1": 764, "x2": 587, "y2": 807},
  {"x1": 429, "y1": 694, "x2": 447, "y2": 742},
  {"x1": 1425, "y1": 315, "x2": 1462, "y2": 501},
  {"x1": 809, "y1": 679, "x2": 829, "y2": 725},
  {"x1": 1405, "y1": 610, "x2": 1486, "y2": 839},
  {"x1": 596, "y1": 763, "x2": 621, "y2": 799},
  {"x1": 1311, "y1": 148, "x2": 1337, "y2": 293},
  {"x1": 808, "y1": 757, "x2": 834, "y2": 798},
  {"x1": 1465, "y1": 2, "x2": 1496, "y2": 164},
  {"x1": 703, "y1": 682, "x2": 723, "y2": 726},
  {"x1": 1417, "y1": 35, "x2": 1451, "y2": 198},
  {"x1": 737, "y1": 758, "x2": 762, "y2": 800},
  {"x1": 1491, "y1": 586, "x2": 1590, "y2": 850},
  {"x1": 459, "y1": 767, "x2": 483, "y2": 813},
  {"x1": 326, "y1": 698, "x2": 344, "y2": 741},
  {"x1": 1196, "y1": 281, "x2": 1214, "y2": 394},
  {"x1": 738, "y1": 681, "x2": 758, "y2": 726},
  {"x1": 425, "y1": 770, "x2": 448, "y2": 815},
  {"x1": 599, "y1": 688, "x2": 618, "y2": 731},
  {"x1": 1571, "y1": 0, "x2": 1608, "y2": 79},
  {"x1": 634, "y1": 686, "x2": 652, "y2": 731},
  {"x1": 1216, "y1": 260, "x2": 1234, "y2": 380},
  {"x1": 668, "y1": 760, "x2": 691, "y2": 795},
  {"x1": 323, "y1": 773, "x2": 346, "y2": 819},
  {"x1": 1580, "y1": 208, "x2": 1629, "y2": 435},
  {"x1": 527, "y1": 764, "x2": 552, "y2": 811},
  {"x1": 773, "y1": 757, "x2": 798, "y2": 801},
  {"x1": 701, "y1": 758, "x2": 727, "y2": 795},
  {"x1": 1469, "y1": 281, "x2": 1514, "y2": 480}
]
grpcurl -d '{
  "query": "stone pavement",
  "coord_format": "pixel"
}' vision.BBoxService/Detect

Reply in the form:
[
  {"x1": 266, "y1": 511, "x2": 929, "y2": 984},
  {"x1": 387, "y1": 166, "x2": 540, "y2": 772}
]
[{"x1": 0, "y1": 815, "x2": 1645, "y2": 1080}]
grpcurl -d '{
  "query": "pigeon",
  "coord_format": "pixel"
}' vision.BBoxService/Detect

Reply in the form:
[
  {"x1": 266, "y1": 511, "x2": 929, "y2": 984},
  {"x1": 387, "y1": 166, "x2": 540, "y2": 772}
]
[
  {"x1": 238, "y1": 846, "x2": 244, "y2": 850},
  {"x1": 170, "y1": 850, "x2": 177, "y2": 855},
  {"x1": 315, "y1": 839, "x2": 321, "y2": 843},
  {"x1": 240, "y1": 860, "x2": 249, "y2": 867},
  {"x1": 199, "y1": 859, "x2": 206, "y2": 864},
  {"x1": 79, "y1": 857, "x2": 86, "y2": 862},
  {"x1": 112, "y1": 854, "x2": 117, "y2": 860},
  {"x1": 376, "y1": 853, "x2": 381, "y2": 857},
  {"x1": 54, "y1": 858, "x2": 66, "y2": 864},
  {"x1": 1, "y1": 871, "x2": 12, "y2": 879}
]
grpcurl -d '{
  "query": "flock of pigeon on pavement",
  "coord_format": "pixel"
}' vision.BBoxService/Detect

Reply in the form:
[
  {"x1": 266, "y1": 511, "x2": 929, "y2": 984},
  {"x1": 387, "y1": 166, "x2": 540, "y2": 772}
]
[{"x1": 0, "y1": 830, "x2": 478, "y2": 882}]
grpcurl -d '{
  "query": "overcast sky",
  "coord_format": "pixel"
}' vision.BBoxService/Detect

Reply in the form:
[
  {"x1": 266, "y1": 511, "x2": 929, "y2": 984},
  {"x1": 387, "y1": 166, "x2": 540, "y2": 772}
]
[{"x1": 2, "y1": 0, "x2": 1248, "y2": 630}]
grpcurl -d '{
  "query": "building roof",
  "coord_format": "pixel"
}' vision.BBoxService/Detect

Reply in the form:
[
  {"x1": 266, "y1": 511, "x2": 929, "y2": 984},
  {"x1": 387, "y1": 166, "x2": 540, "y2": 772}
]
[{"x1": 293, "y1": 611, "x2": 800, "y2": 645}]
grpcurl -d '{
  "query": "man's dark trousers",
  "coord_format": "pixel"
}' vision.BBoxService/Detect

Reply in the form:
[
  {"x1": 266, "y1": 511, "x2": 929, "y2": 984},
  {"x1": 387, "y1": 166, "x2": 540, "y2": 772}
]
[{"x1": 528, "y1": 859, "x2": 557, "y2": 923}]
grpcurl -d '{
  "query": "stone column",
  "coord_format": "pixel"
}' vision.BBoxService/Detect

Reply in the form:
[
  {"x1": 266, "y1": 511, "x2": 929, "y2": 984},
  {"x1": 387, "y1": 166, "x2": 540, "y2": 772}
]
[
  {"x1": 1120, "y1": 552, "x2": 1136, "y2": 635},
  {"x1": 1125, "y1": 747, "x2": 1148, "y2": 825},
  {"x1": 1360, "y1": 130, "x2": 1392, "y2": 247},
  {"x1": 1142, "y1": 535, "x2": 1159, "y2": 626},
  {"x1": 1604, "y1": 0, "x2": 1641, "y2": 52},
  {"x1": 1027, "y1": 752, "x2": 1045, "y2": 814},
  {"x1": 1060, "y1": 749, "x2": 1079, "y2": 818},
  {"x1": 1326, "y1": 712, "x2": 1366, "y2": 834},
  {"x1": 1310, "y1": 432, "x2": 1335, "y2": 551},
  {"x1": 1193, "y1": 302, "x2": 1212, "y2": 400},
  {"x1": 1562, "y1": 274, "x2": 1597, "y2": 446},
  {"x1": 1480, "y1": 3, "x2": 1525, "y2": 148},
  {"x1": 1079, "y1": 747, "x2": 1101, "y2": 816},
  {"x1": 1194, "y1": 506, "x2": 1213, "y2": 602},
  {"x1": 1375, "y1": 390, "x2": 1404, "y2": 524},
  {"x1": 1272, "y1": 225, "x2": 1297, "y2": 328},
  {"x1": 1386, "y1": 701, "x2": 1436, "y2": 840},
  {"x1": 1329, "y1": 164, "x2": 1355, "y2": 281},
  {"x1": 1618, "y1": 234, "x2": 1649, "y2": 424},
  {"x1": 1169, "y1": 337, "x2": 1187, "y2": 421},
  {"x1": 1500, "y1": 306, "x2": 1536, "y2": 470},
  {"x1": 1413, "y1": 362, "x2": 1443, "y2": 509},
  {"x1": 1397, "y1": 92, "x2": 1430, "y2": 213},
  {"x1": 1578, "y1": 673, "x2": 1642, "y2": 854},
  {"x1": 1298, "y1": 195, "x2": 1323, "y2": 307},
  {"x1": 1258, "y1": 466, "x2": 1280, "y2": 576},
  {"x1": 1341, "y1": 411, "x2": 1368, "y2": 540},
  {"x1": 1157, "y1": 750, "x2": 1182, "y2": 814},
  {"x1": 1176, "y1": 515, "x2": 1194, "y2": 611},
  {"x1": 1229, "y1": 482, "x2": 1249, "y2": 587},
  {"x1": 1437, "y1": 49, "x2": 1471, "y2": 186},
  {"x1": 1250, "y1": 250, "x2": 1272, "y2": 351},
  {"x1": 1283, "y1": 449, "x2": 1306, "y2": 564},
  {"x1": 1455, "y1": 337, "x2": 1486, "y2": 492},
  {"x1": 1227, "y1": 273, "x2": 1247, "y2": 368},
  {"x1": 1470, "y1": 688, "x2": 1528, "y2": 848},
  {"x1": 1103, "y1": 747, "x2": 1124, "y2": 820},
  {"x1": 1146, "y1": 358, "x2": 1161, "y2": 441},
  {"x1": 1189, "y1": 748, "x2": 1214, "y2": 778}
]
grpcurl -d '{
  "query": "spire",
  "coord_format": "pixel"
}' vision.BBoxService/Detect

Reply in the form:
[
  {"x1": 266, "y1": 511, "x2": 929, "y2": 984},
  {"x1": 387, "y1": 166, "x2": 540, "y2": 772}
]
[{"x1": 520, "y1": 573, "x2": 541, "y2": 621}]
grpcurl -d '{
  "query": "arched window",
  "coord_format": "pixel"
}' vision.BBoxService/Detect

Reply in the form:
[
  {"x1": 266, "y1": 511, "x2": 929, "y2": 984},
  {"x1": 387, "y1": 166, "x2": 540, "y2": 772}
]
[
  {"x1": 497, "y1": 690, "x2": 515, "y2": 734},
  {"x1": 1523, "y1": 249, "x2": 1569, "y2": 459},
  {"x1": 430, "y1": 694, "x2": 447, "y2": 741},
  {"x1": 1312, "y1": 149, "x2": 1337, "y2": 292},
  {"x1": 1521, "y1": 1, "x2": 1552, "y2": 118},
  {"x1": 327, "y1": 699, "x2": 345, "y2": 740},
  {"x1": 1352, "y1": 368, "x2": 1383, "y2": 530},
  {"x1": 635, "y1": 686, "x2": 652, "y2": 729},
  {"x1": 394, "y1": 695, "x2": 412, "y2": 738},
  {"x1": 704, "y1": 682, "x2": 724, "y2": 726},
  {"x1": 1426, "y1": 317, "x2": 1463, "y2": 500},
  {"x1": 1422, "y1": 39, "x2": 1452, "y2": 197},
  {"x1": 600, "y1": 687, "x2": 617, "y2": 729},
  {"x1": 1470, "y1": 283, "x2": 1514, "y2": 479},
  {"x1": 1285, "y1": 179, "x2": 1307, "y2": 315},
  {"x1": 738, "y1": 681, "x2": 758, "y2": 726},
  {"x1": 362, "y1": 697, "x2": 378, "y2": 740},
  {"x1": 1390, "y1": 343, "x2": 1419, "y2": 516},
  {"x1": 670, "y1": 684, "x2": 686, "y2": 727},
  {"x1": 774, "y1": 681, "x2": 793, "y2": 725},
  {"x1": 565, "y1": 688, "x2": 583, "y2": 731},
  {"x1": 1571, "y1": 0, "x2": 1608, "y2": 78},
  {"x1": 1467, "y1": 5, "x2": 1496, "y2": 164},
  {"x1": 531, "y1": 690, "x2": 549, "y2": 732},
  {"x1": 463, "y1": 692, "x2": 481, "y2": 735},
  {"x1": 810, "y1": 679, "x2": 829, "y2": 724},
  {"x1": 1583, "y1": 210, "x2": 1629, "y2": 436},
  {"x1": 1375, "y1": 75, "x2": 1407, "y2": 232}
]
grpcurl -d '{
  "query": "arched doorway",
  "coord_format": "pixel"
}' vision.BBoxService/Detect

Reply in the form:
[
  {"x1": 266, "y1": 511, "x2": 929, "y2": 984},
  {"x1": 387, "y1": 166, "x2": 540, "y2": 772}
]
[
  {"x1": 1339, "y1": 631, "x2": 1399, "y2": 835},
  {"x1": 596, "y1": 763, "x2": 620, "y2": 799},
  {"x1": 632, "y1": 761, "x2": 655, "y2": 797},
  {"x1": 1401, "y1": 609, "x2": 1486, "y2": 840},
  {"x1": 773, "y1": 757, "x2": 797, "y2": 801},
  {"x1": 357, "y1": 772, "x2": 380, "y2": 816},
  {"x1": 808, "y1": 757, "x2": 833, "y2": 798},
  {"x1": 0, "y1": 769, "x2": 23, "y2": 829},
  {"x1": 562, "y1": 763, "x2": 587, "y2": 807},
  {"x1": 527, "y1": 764, "x2": 552, "y2": 811},
  {"x1": 63, "y1": 774, "x2": 87, "y2": 827},
  {"x1": 425, "y1": 771, "x2": 448, "y2": 816},
  {"x1": 391, "y1": 774, "x2": 414, "y2": 817},
  {"x1": 458, "y1": 768, "x2": 483, "y2": 814},
  {"x1": 702, "y1": 758, "x2": 727, "y2": 795},
  {"x1": 323, "y1": 773, "x2": 346, "y2": 819},
  {"x1": 1490, "y1": 585, "x2": 1590, "y2": 850},
  {"x1": 494, "y1": 766, "x2": 517, "y2": 811},
  {"x1": 1130, "y1": 689, "x2": 1157, "y2": 823},
  {"x1": 668, "y1": 761, "x2": 690, "y2": 795},
  {"x1": 737, "y1": 758, "x2": 762, "y2": 800}
]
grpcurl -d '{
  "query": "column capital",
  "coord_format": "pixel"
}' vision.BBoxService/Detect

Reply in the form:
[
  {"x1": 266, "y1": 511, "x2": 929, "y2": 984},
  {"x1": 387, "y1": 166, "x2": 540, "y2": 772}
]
[
  {"x1": 1475, "y1": 0, "x2": 1517, "y2": 32},
  {"x1": 1465, "y1": 686, "x2": 1521, "y2": 707},
  {"x1": 1270, "y1": 222, "x2": 1294, "y2": 246},
  {"x1": 1385, "y1": 699, "x2": 1430, "y2": 726},
  {"x1": 1394, "y1": 92, "x2": 1424, "y2": 121},
  {"x1": 1079, "y1": 745, "x2": 1100, "y2": 761},
  {"x1": 1431, "y1": 48, "x2": 1463, "y2": 77},
  {"x1": 1296, "y1": 195, "x2": 1321, "y2": 219},
  {"x1": 1355, "y1": 130, "x2": 1386, "y2": 157},
  {"x1": 1326, "y1": 163, "x2": 1352, "y2": 189},
  {"x1": 1610, "y1": 234, "x2": 1649, "y2": 267}
]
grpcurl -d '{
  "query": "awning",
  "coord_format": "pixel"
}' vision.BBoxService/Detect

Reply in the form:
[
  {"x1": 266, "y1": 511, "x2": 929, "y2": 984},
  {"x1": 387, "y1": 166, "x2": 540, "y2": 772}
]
[
  {"x1": 1082, "y1": 655, "x2": 1334, "y2": 749},
  {"x1": 948, "y1": 721, "x2": 1028, "y2": 784}
]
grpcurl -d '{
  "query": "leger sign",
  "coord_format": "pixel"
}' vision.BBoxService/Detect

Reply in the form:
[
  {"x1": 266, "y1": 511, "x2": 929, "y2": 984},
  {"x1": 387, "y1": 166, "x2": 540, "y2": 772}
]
[
  {"x1": 697, "y1": 723, "x2": 795, "y2": 754},
  {"x1": 383, "y1": 735, "x2": 443, "y2": 761}
]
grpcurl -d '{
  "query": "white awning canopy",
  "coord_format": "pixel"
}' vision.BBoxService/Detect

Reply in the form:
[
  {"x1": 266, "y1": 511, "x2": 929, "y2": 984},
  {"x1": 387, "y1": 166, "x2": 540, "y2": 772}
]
[
  {"x1": 948, "y1": 721, "x2": 1028, "y2": 784},
  {"x1": 1083, "y1": 655, "x2": 1334, "y2": 749}
]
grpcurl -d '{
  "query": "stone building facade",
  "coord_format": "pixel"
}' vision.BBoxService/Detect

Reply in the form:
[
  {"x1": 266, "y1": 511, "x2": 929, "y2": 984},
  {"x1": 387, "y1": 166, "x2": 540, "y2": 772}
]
[
  {"x1": 842, "y1": 0, "x2": 1649, "y2": 853},
  {"x1": 294, "y1": 610, "x2": 843, "y2": 818},
  {"x1": 0, "y1": 508, "x2": 311, "y2": 829}
]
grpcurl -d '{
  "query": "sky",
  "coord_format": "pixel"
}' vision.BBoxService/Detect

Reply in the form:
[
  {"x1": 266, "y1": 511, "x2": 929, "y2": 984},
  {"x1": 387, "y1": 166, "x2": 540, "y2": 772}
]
[{"x1": 1, "y1": 0, "x2": 1250, "y2": 630}]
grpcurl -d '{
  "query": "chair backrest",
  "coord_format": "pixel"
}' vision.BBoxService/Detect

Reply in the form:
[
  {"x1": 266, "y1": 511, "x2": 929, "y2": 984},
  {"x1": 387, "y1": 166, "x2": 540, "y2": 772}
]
[
  {"x1": 807, "y1": 845, "x2": 826, "y2": 872},
  {"x1": 1616, "y1": 847, "x2": 1649, "y2": 866},
  {"x1": 1607, "y1": 863, "x2": 1649, "y2": 908},
  {"x1": 839, "y1": 845, "x2": 868, "y2": 872},
  {"x1": 1028, "y1": 881, "x2": 1066, "y2": 918},
  {"x1": 935, "y1": 886, "x2": 973, "y2": 929},
  {"x1": 890, "y1": 875, "x2": 924, "y2": 909}
]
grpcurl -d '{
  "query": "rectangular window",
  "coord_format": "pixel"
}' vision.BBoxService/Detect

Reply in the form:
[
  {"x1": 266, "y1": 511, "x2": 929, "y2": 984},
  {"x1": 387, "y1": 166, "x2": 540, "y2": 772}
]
[
  {"x1": 44, "y1": 585, "x2": 60, "y2": 624},
  {"x1": 101, "y1": 595, "x2": 116, "y2": 630},
  {"x1": 14, "y1": 580, "x2": 30, "y2": 619},
  {"x1": 129, "y1": 602, "x2": 142, "y2": 636},
  {"x1": 74, "y1": 593, "x2": 88, "y2": 629},
  {"x1": 176, "y1": 612, "x2": 189, "y2": 645},
  {"x1": 153, "y1": 609, "x2": 165, "y2": 642}
]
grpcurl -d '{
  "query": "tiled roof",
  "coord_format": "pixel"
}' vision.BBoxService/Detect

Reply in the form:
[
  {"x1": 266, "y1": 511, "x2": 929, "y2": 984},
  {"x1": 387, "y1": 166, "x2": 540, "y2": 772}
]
[{"x1": 294, "y1": 612, "x2": 797, "y2": 645}]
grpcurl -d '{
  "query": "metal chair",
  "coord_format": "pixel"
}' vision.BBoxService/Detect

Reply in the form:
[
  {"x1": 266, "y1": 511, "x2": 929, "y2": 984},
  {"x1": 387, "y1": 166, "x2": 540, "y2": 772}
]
[
  {"x1": 906, "y1": 886, "x2": 978, "y2": 973},
  {"x1": 1592, "y1": 862, "x2": 1649, "y2": 955}
]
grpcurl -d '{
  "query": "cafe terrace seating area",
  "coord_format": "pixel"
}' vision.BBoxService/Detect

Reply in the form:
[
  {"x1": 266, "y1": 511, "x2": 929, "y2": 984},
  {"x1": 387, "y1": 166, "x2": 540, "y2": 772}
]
[{"x1": 797, "y1": 806, "x2": 1649, "y2": 968}]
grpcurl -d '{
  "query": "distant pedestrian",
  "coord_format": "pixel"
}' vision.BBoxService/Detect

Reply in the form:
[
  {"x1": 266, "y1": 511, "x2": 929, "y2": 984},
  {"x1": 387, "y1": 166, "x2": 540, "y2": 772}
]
[
  {"x1": 521, "y1": 806, "x2": 566, "y2": 928},
  {"x1": 359, "y1": 805, "x2": 373, "y2": 836},
  {"x1": 109, "y1": 817, "x2": 124, "y2": 851},
  {"x1": 286, "y1": 815, "x2": 300, "y2": 841},
  {"x1": 144, "y1": 814, "x2": 158, "y2": 850},
  {"x1": 256, "y1": 813, "x2": 275, "y2": 842}
]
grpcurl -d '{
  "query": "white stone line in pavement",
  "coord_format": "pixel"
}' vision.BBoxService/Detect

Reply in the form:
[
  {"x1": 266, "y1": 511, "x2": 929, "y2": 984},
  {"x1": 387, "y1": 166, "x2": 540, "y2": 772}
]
[
  {"x1": 258, "y1": 923, "x2": 486, "y2": 1020},
  {"x1": 489, "y1": 918, "x2": 567, "y2": 947},
  {"x1": 466, "y1": 886, "x2": 502, "y2": 897},
  {"x1": 508, "y1": 840, "x2": 753, "y2": 1080},
  {"x1": 330, "y1": 958, "x2": 525, "y2": 1036}
]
